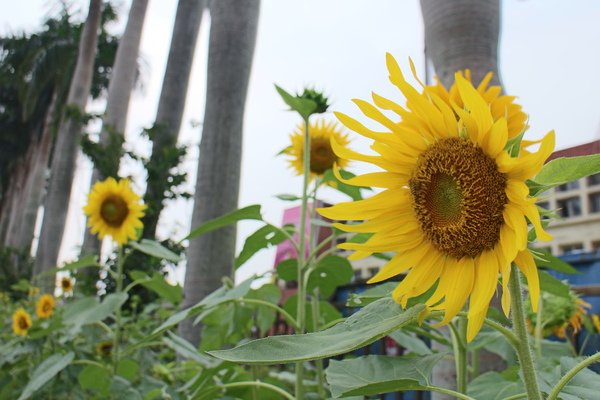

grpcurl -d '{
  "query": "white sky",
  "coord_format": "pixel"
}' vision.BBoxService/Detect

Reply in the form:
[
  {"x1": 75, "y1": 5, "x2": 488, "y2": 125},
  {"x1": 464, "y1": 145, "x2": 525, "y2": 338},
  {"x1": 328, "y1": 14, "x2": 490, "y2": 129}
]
[{"x1": 2, "y1": 0, "x2": 600, "y2": 283}]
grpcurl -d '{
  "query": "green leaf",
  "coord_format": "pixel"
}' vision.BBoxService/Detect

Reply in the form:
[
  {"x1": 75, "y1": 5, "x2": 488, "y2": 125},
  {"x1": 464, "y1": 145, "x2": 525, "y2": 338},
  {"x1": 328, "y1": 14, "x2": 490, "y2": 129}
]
[
  {"x1": 276, "y1": 258, "x2": 298, "y2": 282},
  {"x1": 274, "y1": 84, "x2": 317, "y2": 120},
  {"x1": 322, "y1": 169, "x2": 369, "y2": 201},
  {"x1": 275, "y1": 194, "x2": 301, "y2": 201},
  {"x1": 235, "y1": 224, "x2": 290, "y2": 269},
  {"x1": 78, "y1": 364, "x2": 111, "y2": 396},
  {"x1": 37, "y1": 255, "x2": 101, "y2": 277},
  {"x1": 153, "y1": 277, "x2": 254, "y2": 334},
  {"x1": 467, "y1": 371, "x2": 524, "y2": 400},
  {"x1": 208, "y1": 299, "x2": 426, "y2": 364},
  {"x1": 283, "y1": 294, "x2": 342, "y2": 332},
  {"x1": 129, "y1": 270, "x2": 182, "y2": 304},
  {"x1": 326, "y1": 353, "x2": 446, "y2": 398},
  {"x1": 539, "y1": 357, "x2": 600, "y2": 399},
  {"x1": 307, "y1": 255, "x2": 354, "y2": 298},
  {"x1": 533, "y1": 249, "x2": 578, "y2": 274},
  {"x1": 18, "y1": 352, "x2": 74, "y2": 400},
  {"x1": 184, "y1": 205, "x2": 263, "y2": 240},
  {"x1": 116, "y1": 359, "x2": 139, "y2": 382},
  {"x1": 162, "y1": 331, "x2": 218, "y2": 367},
  {"x1": 347, "y1": 282, "x2": 397, "y2": 306},
  {"x1": 539, "y1": 270, "x2": 571, "y2": 298},
  {"x1": 535, "y1": 155, "x2": 600, "y2": 189},
  {"x1": 129, "y1": 239, "x2": 181, "y2": 262},
  {"x1": 388, "y1": 330, "x2": 432, "y2": 355},
  {"x1": 63, "y1": 293, "x2": 128, "y2": 332},
  {"x1": 245, "y1": 284, "x2": 282, "y2": 334},
  {"x1": 505, "y1": 131, "x2": 525, "y2": 157}
]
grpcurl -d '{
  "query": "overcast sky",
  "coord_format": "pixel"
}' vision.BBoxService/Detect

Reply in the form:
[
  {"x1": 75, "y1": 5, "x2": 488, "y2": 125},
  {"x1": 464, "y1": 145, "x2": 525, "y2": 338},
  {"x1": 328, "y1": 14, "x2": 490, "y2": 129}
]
[{"x1": 2, "y1": 0, "x2": 600, "y2": 283}]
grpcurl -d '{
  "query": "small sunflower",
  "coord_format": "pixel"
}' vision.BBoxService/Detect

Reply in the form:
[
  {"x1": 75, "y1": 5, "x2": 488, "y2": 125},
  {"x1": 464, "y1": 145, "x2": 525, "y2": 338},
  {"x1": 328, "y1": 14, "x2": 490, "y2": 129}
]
[
  {"x1": 36, "y1": 294, "x2": 55, "y2": 319},
  {"x1": 285, "y1": 119, "x2": 350, "y2": 178},
  {"x1": 96, "y1": 341, "x2": 113, "y2": 357},
  {"x1": 60, "y1": 276, "x2": 74, "y2": 294},
  {"x1": 83, "y1": 178, "x2": 146, "y2": 245},
  {"x1": 592, "y1": 315, "x2": 600, "y2": 333},
  {"x1": 526, "y1": 290, "x2": 590, "y2": 338},
  {"x1": 318, "y1": 54, "x2": 554, "y2": 341},
  {"x1": 12, "y1": 308, "x2": 32, "y2": 336}
]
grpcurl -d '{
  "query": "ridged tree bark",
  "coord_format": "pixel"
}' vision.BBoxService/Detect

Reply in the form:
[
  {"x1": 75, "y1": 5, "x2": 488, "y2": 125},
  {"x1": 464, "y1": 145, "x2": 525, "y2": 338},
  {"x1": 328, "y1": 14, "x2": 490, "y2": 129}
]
[
  {"x1": 143, "y1": 0, "x2": 205, "y2": 238},
  {"x1": 32, "y1": 0, "x2": 103, "y2": 292},
  {"x1": 421, "y1": 0, "x2": 502, "y2": 88},
  {"x1": 179, "y1": 0, "x2": 260, "y2": 346},
  {"x1": 80, "y1": 0, "x2": 149, "y2": 258},
  {"x1": 420, "y1": 1, "x2": 504, "y2": 398}
]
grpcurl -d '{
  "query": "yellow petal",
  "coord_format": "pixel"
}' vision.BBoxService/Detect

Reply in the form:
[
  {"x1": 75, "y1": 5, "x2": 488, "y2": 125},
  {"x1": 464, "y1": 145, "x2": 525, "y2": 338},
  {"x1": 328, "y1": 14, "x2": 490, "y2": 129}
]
[
  {"x1": 469, "y1": 251, "x2": 499, "y2": 316},
  {"x1": 514, "y1": 250, "x2": 540, "y2": 312},
  {"x1": 436, "y1": 257, "x2": 475, "y2": 325}
]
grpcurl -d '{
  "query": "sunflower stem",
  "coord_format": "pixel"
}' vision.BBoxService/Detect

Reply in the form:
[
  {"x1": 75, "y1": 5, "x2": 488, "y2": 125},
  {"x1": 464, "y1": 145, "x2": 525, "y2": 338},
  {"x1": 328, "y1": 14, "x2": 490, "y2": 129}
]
[
  {"x1": 509, "y1": 266, "x2": 543, "y2": 400},
  {"x1": 295, "y1": 116, "x2": 312, "y2": 400},
  {"x1": 457, "y1": 317, "x2": 468, "y2": 394},
  {"x1": 112, "y1": 245, "x2": 125, "y2": 374},
  {"x1": 534, "y1": 292, "x2": 544, "y2": 358}
]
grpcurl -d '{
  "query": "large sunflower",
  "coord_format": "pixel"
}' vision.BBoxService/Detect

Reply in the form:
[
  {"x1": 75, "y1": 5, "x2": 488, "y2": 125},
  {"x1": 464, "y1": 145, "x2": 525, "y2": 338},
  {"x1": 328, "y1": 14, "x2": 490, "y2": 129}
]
[
  {"x1": 36, "y1": 294, "x2": 55, "y2": 319},
  {"x1": 318, "y1": 54, "x2": 554, "y2": 341},
  {"x1": 286, "y1": 119, "x2": 350, "y2": 178},
  {"x1": 83, "y1": 178, "x2": 146, "y2": 245},
  {"x1": 12, "y1": 308, "x2": 32, "y2": 336}
]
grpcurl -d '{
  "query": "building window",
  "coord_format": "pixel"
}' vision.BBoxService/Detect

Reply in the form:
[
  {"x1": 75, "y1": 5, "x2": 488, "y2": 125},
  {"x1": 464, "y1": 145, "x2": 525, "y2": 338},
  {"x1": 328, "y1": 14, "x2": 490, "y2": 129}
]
[
  {"x1": 592, "y1": 241, "x2": 600, "y2": 252},
  {"x1": 560, "y1": 243, "x2": 584, "y2": 255},
  {"x1": 556, "y1": 197, "x2": 582, "y2": 218},
  {"x1": 537, "y1": 201, "x2": 550, "y2": 219},
  {"x1": 588, "y1": 173, "x2": 600, "y2": 186},
  {"x1": 556, "y1": 180, "x2": 580, "y2": 192},
  {"x1": 590, "y1": 193, "x2": 600, "y2": 213}
]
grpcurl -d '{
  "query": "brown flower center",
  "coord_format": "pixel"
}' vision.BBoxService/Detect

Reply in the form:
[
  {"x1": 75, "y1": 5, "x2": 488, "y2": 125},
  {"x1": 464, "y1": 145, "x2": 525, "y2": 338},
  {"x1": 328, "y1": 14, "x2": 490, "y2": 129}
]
[
  {"x1": 409, "y1": 137, "x2": 507, "y2": 259},
  {"x1": 18, "y1": 316, "x2": 29, "y2": 330},
  {"x1": 100, "y1": 196, "x2": 129, "y2": 227},
  {"x1": 310, "y1": 137, "x2": 336, "y2": 174}
]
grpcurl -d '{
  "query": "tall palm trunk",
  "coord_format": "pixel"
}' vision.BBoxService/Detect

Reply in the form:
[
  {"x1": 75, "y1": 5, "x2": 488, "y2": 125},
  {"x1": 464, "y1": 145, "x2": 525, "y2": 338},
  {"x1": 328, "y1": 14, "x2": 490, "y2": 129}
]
[
  {"x1": 6, "y1": 90, "x2": 57, "y2": 251},
  {"x1": 421, "y1": 0, "x2": 502, "y2": 88},
  {"x1": 32, "y1": 0, "x2": 103, "y2": 292},
  {"x1": 420, "y1": 1, "x2": 503, "y2": 398},
  {"x1": 143, "y1": 0, "x2": 205, "y2": 238},
  {"x1": 80, "y1": 0, "x2": 149, "y2": 258},
  {"x1": 179, "y1": 0, "x2": 260, "y2": 346}
]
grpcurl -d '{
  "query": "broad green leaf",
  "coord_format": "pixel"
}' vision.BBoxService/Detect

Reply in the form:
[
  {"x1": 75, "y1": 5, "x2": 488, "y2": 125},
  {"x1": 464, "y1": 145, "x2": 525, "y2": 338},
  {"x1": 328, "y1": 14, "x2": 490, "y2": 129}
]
[
  {"x1": 467, "y1": 372, "x2": 524, "y2": 400},
  {"x1": 326, "y1": 353, "x2": 446, "y2": 398},
  {"x1": 63, "y1": 293, "x2": 128, "y2": 331},
  {"x1": 388, "y1": 330, "x2": 432, "y2": 355},
  {"x1": 129, "y1": 270, "x2": 182, "y2": 304},
  {"x1": 153, "y1": 277, "x2": 254, "y2": 334},
  {"x1": 162, "y1": 331, "x2": 218, "y2": 367},
  {"x1": 38, "y1": 255, "x2": 101, "y2": 277},
  {"x1": 109, "y1": 376, "x2": 143, "y2": 400},
  {"x1": 274, "y1": 84, "x2": 317, "y2": 120},
  {"x1": 539, "y1": 356, "x2": 600, "y2": 399},
  {"x1": 275, "y1": 194, "x2": 301, "y2": 201},
  {"x1": 276, "y1": 258, "x2": 298, "y2": 282},
  {"x1": 283, "y1": 294, "x2": 342, "y2": 332},
  {"x1": 78, "y1": 364, "x2": 111, "y2": 396},
  {"x1": 18, "y1": 352, "x2": 74, "y2": 400},
  {"x1": 129, "y1": 239, "x2": 181, "y2": 262},
  {"x1": 533, "y1": 249, "x2": 578, "y2": 274},
  {"x1": 235, "y1": 224, "x2": 289, "y2": 269},
  {"x1": 307, "y1": 255, "x2": 354, "y2": 297},
  {"x1": 184, "y1": 205, "x2": 263, "y2": 240},
  {"x1": 468, "y1": 330, "x2": 516, "y2": 363},
  {"x1": 208, "y1": 299, "x2": 426, "y2": 364},
  {"x1": 116, "y1": 359, "x2": 139, "y2": 382},
  {"x1": 245, "y1": 283, "x2": 282, "y2": 334},
  {"x1": 322, "y1": 169, "x2": 369, "y2": 201},
  {"x1": 539, "y1": 270, "x2": 571, "y2": 298},
  {"x1": 347, "y1": 282, "x2": 397, "y2": 306},
  {"x1": 534, "y1": 155, "x2": 600, "y2": 190}
]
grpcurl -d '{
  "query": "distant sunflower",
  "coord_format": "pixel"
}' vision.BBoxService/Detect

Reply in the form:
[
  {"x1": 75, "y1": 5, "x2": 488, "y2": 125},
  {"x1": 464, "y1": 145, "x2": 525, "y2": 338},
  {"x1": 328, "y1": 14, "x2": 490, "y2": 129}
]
[
  {"x1": 286, "y1": 119, "x2": 350, "y2": 178},
  {"x1": 526, "y1": 290, "x2": 590, "y2": 338},
  {"x1": 318, "y1": 54, "x2": 554, "y2": 341},
  {"x1": 60, "y1": 277, "x2": 74, "y2": 294},
  {"x1": 83, "y1": 178, "x2": 146, "y2": 245},
  {"x1": 96, "y1": 341, "x2": 113, "y2": 357},
  {"x1": 12, "y1": 308, "x2": 32, "y2": 336},
  {"x1": 36, "y1": 294, "x2": 55, "y2": 319}
]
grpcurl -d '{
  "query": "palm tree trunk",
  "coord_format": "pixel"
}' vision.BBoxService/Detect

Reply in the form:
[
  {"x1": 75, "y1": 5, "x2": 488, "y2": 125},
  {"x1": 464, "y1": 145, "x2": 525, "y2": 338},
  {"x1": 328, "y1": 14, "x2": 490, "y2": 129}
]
[
  {"x1": 421, "y1": 0, "x2": 502, "y2": 88},
  {"x1": 420, "y1": 1, "x2": 503, "y2": 398},
  {"x1": 143, "y1": 0, "x2": 205, "y2": 238},
  {"x1": 80, "y1": 0, "x2": 149, "y2": 259},
  {"x1": 179, "y1": 0, "x2": 260, "y2": 346},
  {"x1": 32, "y1": 0, "x2": 103, "y2": 292}
]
